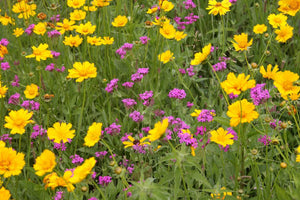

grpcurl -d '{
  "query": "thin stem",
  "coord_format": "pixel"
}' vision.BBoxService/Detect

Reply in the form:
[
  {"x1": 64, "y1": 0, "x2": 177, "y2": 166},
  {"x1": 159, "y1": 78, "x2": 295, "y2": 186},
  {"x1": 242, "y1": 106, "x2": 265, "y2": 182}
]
[{"x1": 92, "y1": 179, "x2": 107, "y2": 200}]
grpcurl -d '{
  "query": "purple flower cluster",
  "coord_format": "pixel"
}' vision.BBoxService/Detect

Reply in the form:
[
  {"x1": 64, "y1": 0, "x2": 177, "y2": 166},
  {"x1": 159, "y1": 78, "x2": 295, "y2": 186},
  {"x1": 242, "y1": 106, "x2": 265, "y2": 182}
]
[
  {"x1": 53, "y1": 191, "x2": 64, "y2": 200},
  {"x1": 168, "y1": 88, "x2": 186, "y2": 99},
  {"x1": 50, "y1": 14, "x2": 60, "y2": 23},
  {"x1": 48, "y1": 30, "x2": 61, "y2": 38},
  {"x1": 164, "y1": 116, "x2": 191, "y2": 140},
  {"x1": 229, "y1": 0, "x2": 237, "y2": 3},
  {"x1": 139, "y1": 36, "x2": 150, "y2": 45},
  {"x1": 12, "y1": 75, "x2": 20, "y2": 87},
  {"x1": 98, "y1": 176, "x2": 112, "y2": 186},
  {"x1": 53, "y1": 142, "x2": 68, "y2": 151},
  {"x1": 229, "y1": 93, "x2": 238, "y2": 99},
  {"x1": 0, "y1": 38, "x2": 9, "y2": 46},
  {"x1": 187, "y1": 102, "x2": 194, "y2": 108},
  {"x1": 197, "y1": 109, "x2": 215, "y2": 122},
  {"x1": 129, "y1": 111, "x2": 144, "y2": 122},
  {"x1": 25, "y1": 24, "x2": 35, "y2": 35},
  {"x1": 178, "y1": 130, "x2": 198, "y2": 149},
  {"x1": 105, "y1": 78, "x2": 119, "y2": 93},
  {"x1": 258, "y1": 135, "x2": 271, "y2": 146},
  {"x1": 1, "y1": 62, "x2": 10, "y2": 70},
  {"x1": 89, "y1": 198, "x2": 99, "y2": 200},
  {"x1": 95, "y1": 151, "x2": 108, "y2": 158},
  {"x1": 195, "y1": 126, "x2": 206, "y2": 136},
  {"x1": 122, "y1": 98, "x2": 137, "y2": 109},
  {"x1": 116, "y1": 43, "x2": 134, "y2": 59},
  {"x1": 45, "y1": 63, "x2": 65, "y2": 72},
  {"x1": 174, "y1": 13, "x2": 199, "y2": 30},
  {"x1": 187, "y1": 66, "x2": 195, "y2": 77},
  {"x1": 139, "y1": 91, "x2": 153, "y2": 106},
  {"x1": 105, "y1": 122, "x2": 121, "y2": 135},
  {"x1": 51, "y1": 51, "x2": 61, "y2": 58},
  {"x1": 8, "y1": 93, "x2": 20, "y2": 105},
  {"x1": 212, "y1": 61, "x2": 226, "y2": 72},
  {"x1": 21, "y1": 100, "x2": 40, "y2": 110},
  {"x1": 70, "y1": 154, "x2": 84, "y2": 165},
  {"x1": 0, "y1": 134, "x2": 12, "y2": 144},
  {"x1": 183, "y1": 0, "x2": 196, "y2": 9},
  {"x1": 31, "y1": 125, "x2": 47, "y2": 139},
  {"x1": 250, "y1": 83, "x2": 270, "y2": 105},
  {"x1": 270, "y1": 119, "x2": 282, "y2": 129}
]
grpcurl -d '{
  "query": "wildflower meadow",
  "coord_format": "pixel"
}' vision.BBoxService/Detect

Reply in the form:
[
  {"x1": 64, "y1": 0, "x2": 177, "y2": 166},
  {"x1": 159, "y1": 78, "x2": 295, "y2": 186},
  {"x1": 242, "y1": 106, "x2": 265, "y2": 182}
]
[{"x1": 0, "y1": 0, "x2": 300, "y2": 199}]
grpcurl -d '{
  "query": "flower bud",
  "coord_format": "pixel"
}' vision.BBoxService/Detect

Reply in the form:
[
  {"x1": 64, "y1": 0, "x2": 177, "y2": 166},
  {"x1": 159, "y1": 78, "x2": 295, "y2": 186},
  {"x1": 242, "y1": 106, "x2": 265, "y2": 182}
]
[{"x1": 280, "y1": 162, "x2": 287, "y2": 169}]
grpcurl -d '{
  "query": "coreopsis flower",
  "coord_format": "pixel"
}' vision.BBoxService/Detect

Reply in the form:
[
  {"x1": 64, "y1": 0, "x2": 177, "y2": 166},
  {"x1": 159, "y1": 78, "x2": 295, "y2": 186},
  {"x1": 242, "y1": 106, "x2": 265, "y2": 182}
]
[
  {"x1": 4, "y1": 109, "x2": 33, "y2": 134},
  {"x1": 24, "y1": 83, "x2": 39, "y2": 99},
  {"x1": 206, "y1": 0, "x2": 232, "y2": 16},
  {"x1": 33, "y1": 22, "x2": 47, "y2": 35},
  {"x1": 158, "y1": 50, "x2": 174, "y2": 64},
  {"x1": 267, "y1": 13, "x2": 287, "y2": 28},
  {"x1": 273, "y1": 70, "x2": 299, "y2": 100},
  {"x1": 112, "y1": 15, "x2": 128, "y2": 27},
  {"x1": 67, "y1": 61, "x2": 97, "y2": 82},
  {"x1": 84, "y1": 5, "x2": 98, "y2": 11},
  {"x1": 210, "y1": 127, "x2": 234, "y2": 147},
  {"x1": 232, "y1": 33, "x2": 253, "y2": 51},
  {"x1": 190, "y1": 43, "x2": 211, "y2": 65},
  {"x1": 160, "y1": 23, "x2": 176, "y2": 39},
  {"x1": 278, "y1": 0, "x2": 300, "y2": 16},
  {"x1": 227, "y1": 99, "x2": 259, "y2": 127},
  {"x1": 12, "y1": 1, "x2": 36, "y2": 19},
  {"x1": 68, "y1": 0, "x2": 86, "y2": 8},
  {"x1": 87, "y1": 36, "x2": 102, "y2": 45},
  {"x1": 275, "y1": 24, "x2": 293, "y2": 43},
  {"x1": 92, "y1": 0, "x2": 112, "y2": 7},
  {"x1": 0, "y1": 147, "x2": 25, "y2": 178},
  {"x1": 174, "y1": 31, "x2": 187, "y2": 41},
  {"x1": 221, "y1": 72, "x2": 256, "y2": 95},
  {"x1": 47, "y1": 122, "x2": 76, "y2": 143},
  {"x1": 160, "y1": 1, "x2": 174, "y2": 12},
  {"x1": 0, "y1": 82, "x2": 8, "y2": 98},
  {"x1": 253, "y1": 24, "x2": 267, "y2": 34},
  {"x1": 70, "y1": 9, "x2": 86, "y2": 21},
  {"x1": 147, "y1": 118, "x2": 169, "y2": 142},
  {"x1": 211, "y1": 187, "x2": 232, "y2": 199},
  {"x1": 84, "y1": 122, "x2": 103, "y2": 147},
  {"x1": 33, "y1": 149, "x2": 57, "y2": 176},
  {"x1": 191, "y1": 109, "x2": 216, "y2": 122},
  {"x1": 0, "y1": 187, "x2": 11, "y2": 200},
  {"x1": 0, "y1": 45, "x2": 8, "y2": 58},
  {"x1": 123, "y1": 136, "x2": 150, "y2": 148},
  {"x1": 63, "y1": 35, "x2": 83, "y2": 47},
  {"x1": 0, "y1": 13, "x2": 15, "y2": 26},
  {"x1": 101, "y1": 36, "x2": 114, "y2": 45},
  {"x1": 147, "y1": 6, "x2": 159, "y2": 14},
  {"x1": 13, "y1": 28, "x2": 24, "y2": 37},
  {"x1": 44, "y1": 172, "x2": 75, "y2": 192},
  {"x1": 26, "y1": 43, "x2": 53, "y2": 61},
  {"x1": 260, "y1": 64, "x2": 279, "y2": 79},
  {"x1": 56, "y1": 19, "x2": 76, "y2": 34},
  {"x1": 69, "y1": 157, "x2": 96, "y2": 183},
  {"x1": 75, "y1": 21, "x2": 96, "y2": 35},
  {"x1": 152, "y1": 16, "x2": 170, "y2": 26}
]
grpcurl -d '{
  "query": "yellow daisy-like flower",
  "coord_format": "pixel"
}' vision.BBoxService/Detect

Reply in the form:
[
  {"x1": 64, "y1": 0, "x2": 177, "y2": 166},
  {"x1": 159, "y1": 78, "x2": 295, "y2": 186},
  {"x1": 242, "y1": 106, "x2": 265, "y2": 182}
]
[
  {"x1": 275, "y1": 24, "x2": 293, "y2": 43},
  {"x1": 211, "y1": 187, "x2": 233, "y2": 199},
  {"x1": 267, "y1": 13, "x2": 287, "y2": 29},
  {"x1": 67, "y1": 0, "x2": 86, "y2": 9},
  {"x1": 147, "y1": 6, "x2": 159, "y2": 14},
  {"x1": 0, "y1": 13, "x2": 15, "y2": 26},
  {"x1": 67, "y1": 61, "x2": 97, "y2": 82},
  {"x1": 112, "y1": 15, "x2": 128, "y2": 27},
  {"x1": 84, "y1": 5, "x2": 98, "y2": 11},
  {"x1": 69, "y1": 157, "x2": 96, "y2": 184},
  {"x1": 26, "y1": 43, "x2": 53, "y2": 61},
  {"x1": 70, "y1": 9, "x2": 86, "y2": 21},
  {"x1": 227, "y1": 99, "x2": 259, "y2": 127},
  {"x1": 12, "y1": 1, "x2": 36, "y2": 19},
  {"x1": 87, "y1": 36, "x2": 103, "y2": 46},
  {"x1": 84, "y1": 122, "x2": 103, "y2": 147},
  {"x1": 210, "y1": 127, "x2": 234, "y2": 147},
  {"x1": 0, "y1": 187, "x2": 11, "y2": 200},
  {"x1": 33, "y1": 22, "x2": 47, "y2": 35},
  {"x1": 0, "y1": 147, "x2": 25, "y2": 178},
  {"x1": 232, "y1": 33, "x2": 253, "y2": 51},
  {"x1": 174, "y1": 31, "x2": 187, "y2": 41},
  {"x1": 206, "y1": 0, "x2": 232, "y2": 16},
  {"x1": 253, "y1": 24, "x2": 267, "y2": 34},
  {"x1": 24, "y1": 83, "x2": 39, "y2": 99},
  {"x1": 158, "y1": 50, "x2": 175, "y2": 64},
  {"x1": 152, "y1": 16, "x2": 170, "y2": 26},
  {"x1": 0, "y1": 82, "x2": 8, "y2": 98},
  {"x1": 190, "y1": 109, "x2": 201, "y2": 117},
  {"x1": 161, "y1": 1, "x2": 174, "y2": 12},
  {"x1": 33, "y1": 149, "x2": 57, "y2": 176},
  {"x1": 259, "y1": 64, "x2": 279, "y2": 80},
  {"x1": 123, "y1": 136, "x2": 150, "y2": 148},
  {"x1": 147, "y1": 118, "x2": 169, "y2": 142},
  {"x1": 44, "y1": 172, "x2": 75, "y2": 192},
  {"x1": 101, "y1": 36, "x2": 114, "y2": 45},
  {"x1": 13, "y1": 28, "x2": 24, "y2": 37},
  {"x1": 63, "y1": 35, "x2": 83, "y2": 47},
  {"x1": 0, "y1": 45, "x2": 8, "y2": 58},
  {"x1": 92, "y1": 0, "x2": 112, "y2": 7},
  {"x1": 159, "y1": 23, "x2": 176, "y2": 39},
  {"x1": 56, "y1": 19, "x2": 76, "y2": 34},
  {"x1": 278, "y1": 0, "x2": 300, "y2": 16},
  {"x1": 4, "y1": 109, "x2": 33, "y2": 134},
  {"x1": 273, "y1": 70, "x2": 299, "y2": 100},
  {"x1": 47, "y1": 122, "x2": 76, "y2": 143},
  {"x1": 221, "y1": 72, "x2": 256, "y2": 95},
  {"x1": 75, "y1": 21, "x2": 96, "y2": 35},
  {"x1": 190, "y1": 43, "x2": 211, "y2": 65}
]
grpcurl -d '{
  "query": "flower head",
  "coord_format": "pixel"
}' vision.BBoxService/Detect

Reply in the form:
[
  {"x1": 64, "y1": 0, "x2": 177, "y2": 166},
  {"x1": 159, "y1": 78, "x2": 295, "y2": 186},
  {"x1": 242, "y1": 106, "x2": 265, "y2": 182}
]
[
  {"x1": 24, "y1": 83, "x2": 39, "y2": 99},
  {"x1": 253, "y1": 24, "x2": 267, "y2": 34},
  {"x1": 12, "y1": 1, "x2": 36, "y2": 19},
  {"x1": 67, "y1": 61, "x2": 97, "y2": 82},
  {"x1": 0, "y1": 147, "x2": 25, "y2": 178},
  {"x1": 278, "y1": 0, "x2": 300, "y2": 16},
  {"x1": 275, "y1": 24, "x2": 293, "y2": 43},
  {"x1": 160, "y1": 23, "x2": 176, "y2": 39},
  {"x1": 68, "y1": 0, "x2": 86, "y2": 8},
  {"x1": 112, "y1": 15, "x2": 128, "y2": 27},
  {"x1": 84, "y1": 122, "x2": 103, "y2": 147},
  {"x1": 221, "y1": 72, "x2": 256, "y2": 95},
  {"x1": 260, "y1": 64, "x2": 279, "y2": 79},
  {"x1": 147, "y1": 118, "x2": 169, "y2": 142},
  {"x1": 273, "y1": 70, "x2": 299, "y2": 100},
  {"x1": 13, "y1": 28, "x2": 24, "y2": 37},
  {"x1": 123, "y1": 136, "x2": 150, "y2": 149},
  {"x1": 26, "y1": 43, "x2": 53, "y2": 61},
  {"x1": 190, "y1": 43, "x2": 211, "y2": 65},
  {"x1": 158, "y1": 50, "x2": 174, "y2": 64},
  {"x1": 70, "y1": 10, "x2": 86, "y2": 21},
  {"x1": 63, "y1": 35, "x2": 83, "y2": 47},
  {"x1": 232, "y1": 33, "x2": 253, "y2": 51},
  {"x1": 56, "y1": 19, "x2": 76, "y2": 34},
  {"x1": 33, "y1": 22, "x2": 47, "y2": 35},
  {"x1": 0, "y1": 187, "x2": 11, "y2": 200},
  {"x1": 0, "y1": 82, "x2": 8, "y2": 98},
  {"x1": 268, "y1": 13, "x2": 287, "y2": 28},
  {"x1": 75, "y1": 21, "x2": 96, "y2": 35},
  {"x1": 4, "y1": 109, "x2": 33, "y2": 134},
  {"x1": 206, "y1": 0, "x2": 232, "y2": 16},
  {"x1": 34, "y1": 149, "x2": 57, "y2": 176},
  {"x1": 69, "y1": 157, "x2": 96, "y2": 184},
  {"x1": 210, "y1": 127, "x2": 234, "y2": 147},
  {"x1": 47, "y1": 122, "x2": 76, "y2": 143}
]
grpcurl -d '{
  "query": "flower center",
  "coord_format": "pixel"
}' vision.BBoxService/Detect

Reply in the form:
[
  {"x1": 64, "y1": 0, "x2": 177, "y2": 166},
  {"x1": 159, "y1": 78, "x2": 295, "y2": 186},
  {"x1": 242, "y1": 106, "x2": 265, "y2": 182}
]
[
  {"x1": 289, "y1": 2, "x2": 299, "y2": 9},
  {"x1": 282, "y1": 81, "x2": 293, "y2": 91},
  {"x1": 215, "y1": 2, "x2": 222, "y2": 7}
]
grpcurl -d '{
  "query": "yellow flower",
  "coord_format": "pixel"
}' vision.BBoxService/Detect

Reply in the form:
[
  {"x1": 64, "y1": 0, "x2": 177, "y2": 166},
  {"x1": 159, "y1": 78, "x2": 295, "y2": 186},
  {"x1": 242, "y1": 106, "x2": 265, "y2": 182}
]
[
  {"x1": 101, "y1": 36, "x2": 114, "y2": 45},
  {"x1": 12, "y1": 1, "x2": 36, "y2": 19},
  {"x1": 24, "y1": 83, "x2": 39, "y2": 99},
  {"x1": 67, "y1": 61, "x2": 97, "y2": 82},
  {"x1": 253, "y1": 24, "x2": 267, "y2": 34},
  {"x1": 47, "y1": 122, "x2": 76, "y2": 143},
  {"x1": 0, "y1": 82, "x2": 8, "y2": 98},
  {"x1": 221, "y1": 72, "x2": 256, "y2": 95},
  {"x1": 75, "y1": 21, "x2": 96, "y2": 35},
  {"x1": 273, "y1": 70, "x2": 299, "y2": 100},
  {"x1": 123, "y1": 136, "x2": 150, "y2": 148},
  {"x1": 84, "y1": 122, "x2": 103, "y2": 147},
  {"x1": 69, "y1": 157, "x2": 96, "y2": 184},
  {"x1": 206, "y1": 0, "x2": 232, "y2": 16},
  {"x1": 67, "y1": 0, "x2": 86, "y2": 8},
  {"x1": 26, "y1": 43, "x2": 53, "y2": 61},
  {"x1": 13, "y1": 28, "x2": 24, "y2": 37},
  {"x1": 210, "y1": 127, "x2": 234, "y2": 147},
  {"x1": 63, "y1": 35, "x2": 83, "y2": 47},
  {"x1": 147, "y1": 118, "x2": 169, "y2": 142},
  {"x1": 278, "y1": 0, "x2": 300, "y2": 16},
  {"x1": 259, "y1": 64, "x2": 279, "y2": 79},
  {"x1": 56, "y1": 19, "x2": 76, "y2": 34},
  {"x1": 267, "y1": 13, "x2": 287, "y2": 28},
  {"x1": 275, "y1": 24, "x2": 293, "y2": 43},
  {"x1": 0, "y1": 13, "x2": 15, "y2": 26},
  {"x1": 174, "y1": 31, "x2": 187, "y2": 41},
  {"x1": 92, "y1": 0, "x2": 112, "y2": 7},
  {"x1": 160, "y1": 23, "x2": 176, "y2": 39},
  {"x1": 87, "y1": 36, "x2": 102, "y2": 46},
  {"x1": 112, "y1": 15, "x2": 128, "y2": 27},
  {"x1": 190, "y1": 43, "x2": 211, "y2": 66},
  {"x1": 0, "y1": 45, "x2": 8, "y2": 58},
  {"x1": 4, "y1": 109, "x2": 33, "y2": 134},
  {"x1": 33, "y1": 22, "x2": 47, "y2": 35},
  {"x1": 0, "y1": 187, "x2": 11, "y2": 200},
  {"x1": 70, "y1": 9, "x2": 86, "y2": 21},
  {"x1": 0, "y1": 146, "x2": 25, "y2": 178},
  {"x1": 33, "y1": 149, "x2": 57, "y2": 176},
  {"x1": 211, "y1": 187, "x2": 232, "y2": 199},
  {"x1": 161, "y1": 1, "x2": 174, "y2": 12},
  {"x1": 84, "y1": 6, "x2": 98, "y2": 11},
  {"x1": 147, "y1": 7, "x2": 159, "y2": 14},
  {"x1": 232, "y1": 33, "x2": 253, "y2": 51},
  {"x1": 44, "y1": 172, "x2": 75, "y2": 192},
  {"x1": 190, "y1": 109, "x2": 202, "y2": 117},
  {"x1": 158, "y1": 50, "x2": 175, "y2": 64},
  {"x1": 152, "y1": 16, "x2": 170, "y2": 26},
  {"x1": 227, "y1": 99, "x2": 259, "y2": 127}
]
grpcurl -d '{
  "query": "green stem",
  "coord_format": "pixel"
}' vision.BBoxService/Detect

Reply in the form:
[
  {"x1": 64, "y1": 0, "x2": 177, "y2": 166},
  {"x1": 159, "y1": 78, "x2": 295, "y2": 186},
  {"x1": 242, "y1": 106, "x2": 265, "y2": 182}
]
[
  {"x1": 257, "y1": 33, "x2": 273, "y2": 67},
  {"x1": 92, "y1": 179, "x2": 107, "y2": 200}
]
